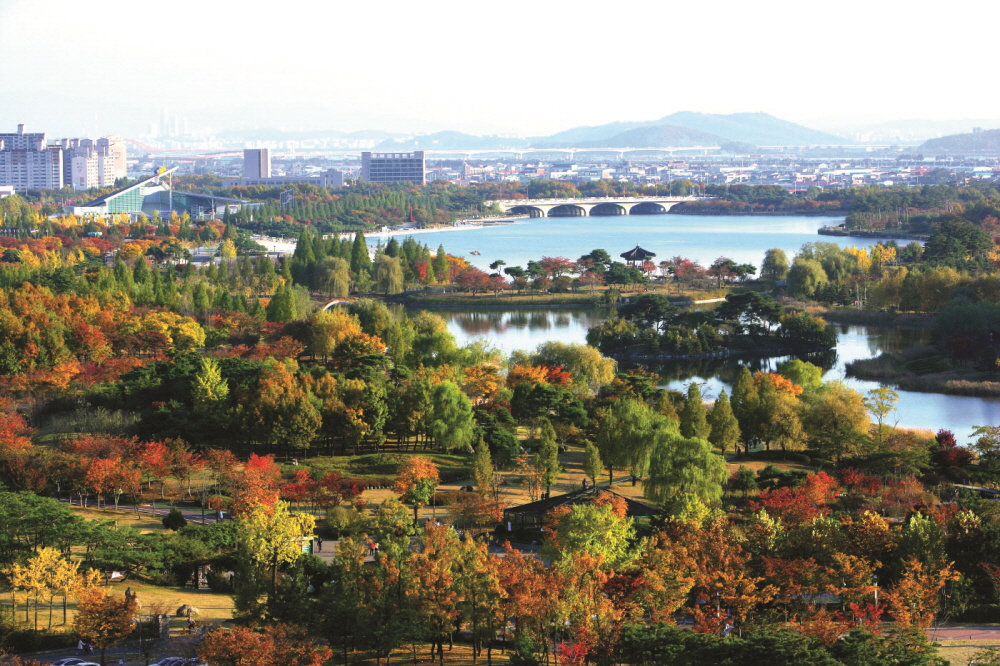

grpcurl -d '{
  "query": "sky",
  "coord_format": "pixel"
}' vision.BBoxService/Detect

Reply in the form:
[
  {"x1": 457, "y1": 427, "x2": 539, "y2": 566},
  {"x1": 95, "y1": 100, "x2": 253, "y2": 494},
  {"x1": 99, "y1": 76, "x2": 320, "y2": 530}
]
[{"x1": 1, "y1": 0, "x2": 997, "y2": 139}]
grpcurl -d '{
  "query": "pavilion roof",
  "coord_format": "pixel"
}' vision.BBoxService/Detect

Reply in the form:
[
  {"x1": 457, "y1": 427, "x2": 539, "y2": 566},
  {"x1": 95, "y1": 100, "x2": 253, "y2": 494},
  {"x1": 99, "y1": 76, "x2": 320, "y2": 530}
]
[
  {"x1": 502, "y1": 486, "x2": 659, "y2": 519},
  {"x1": 620, "y1": 245, "x2": 656, "y2": 261}
]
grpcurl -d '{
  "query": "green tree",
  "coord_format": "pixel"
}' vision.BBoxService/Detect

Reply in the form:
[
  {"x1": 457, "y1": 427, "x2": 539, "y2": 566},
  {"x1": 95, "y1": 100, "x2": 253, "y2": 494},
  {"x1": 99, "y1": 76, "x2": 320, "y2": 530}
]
[
  {"x1": 583, "y1": 440, "x2": 603, "y2": 486},
  {"x1": 351, "y1": 231, "x2": 371, "y2": 274},
  {"x1": 803, "y1": 382, "x2": 871, "y2": 462},
  {"x1": 234, "y1": 501, "x2": 316, "y2": 621},
  {"x1": 265, "y1": 283, "x2": 297, "y2": 322},
  {"x1": 534, "y1": 419, "x2": 562, "y2": 498},
  {"x1": 760, "y1": 248, "x2": 790, "y2": 283},
  {"x1": 730, "y1": 367, "x2": 759, "y2": 442},
  {"x1": 595, "y1": 398, "x2": 662, "y2": 484},
  {"x1": 430, "y1": 381, "x2": 477, "y2": 453},
  {"x1": 777, "y1": 359, "x2": 823, "y2": 392},
  {"x1": 316, "y1": 256, "x2": 351, "y2": 299},
  {"x1": 644, "y1": 433, "x2": 727, "y2": 508},
  {"x1": 787, "y1": 257, "x2": 828, "y2": 299},
  {"x1": 373, "y1": 254, "x2": 404, "y2": 295},
  {"x1": 680, "y1": 383, "x2": 711, "y2": 440},
  {"x1": 864, "y1": 387, "x2": 899, "y2": 450},
  {"x1": 540, "y1": 503, "x2": 635, "y2": 568},
  {"x1": 191, "y1": 357, "x2": 230, "y2": 412},
  {"x1": 472, "y1": 437, "x2": 494, "y2": 495},
  {"x1": 708, "y1": 389, "x2": 741, "y2": 455}
]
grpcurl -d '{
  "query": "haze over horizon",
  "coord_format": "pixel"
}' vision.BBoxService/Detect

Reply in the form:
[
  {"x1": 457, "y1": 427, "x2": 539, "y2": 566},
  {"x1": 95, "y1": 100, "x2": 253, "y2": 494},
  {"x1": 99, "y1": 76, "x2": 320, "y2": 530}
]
[{"x1": 2, "y1": 0, "x2": 997, "y2": 140}]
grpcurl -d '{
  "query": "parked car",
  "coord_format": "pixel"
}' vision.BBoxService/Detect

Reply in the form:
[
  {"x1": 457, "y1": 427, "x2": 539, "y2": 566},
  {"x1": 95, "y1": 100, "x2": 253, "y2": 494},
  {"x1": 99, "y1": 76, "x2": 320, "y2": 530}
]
[{"x1": 50, "y1": 660, "x2": 94, "y2": 666}]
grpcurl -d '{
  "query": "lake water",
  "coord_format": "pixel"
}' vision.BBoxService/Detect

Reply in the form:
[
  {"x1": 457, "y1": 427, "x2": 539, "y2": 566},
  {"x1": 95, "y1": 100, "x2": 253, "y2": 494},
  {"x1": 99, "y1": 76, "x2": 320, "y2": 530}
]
[
  {"x1": 393, "y1": 212, "x2": 1000, "y2": 443},
  {"x1": 410, "y1": 213, "x2": 884, "y2": 272},
  {"x1": 428, "y1": 306, "x2": 1000, "y2": 444}
]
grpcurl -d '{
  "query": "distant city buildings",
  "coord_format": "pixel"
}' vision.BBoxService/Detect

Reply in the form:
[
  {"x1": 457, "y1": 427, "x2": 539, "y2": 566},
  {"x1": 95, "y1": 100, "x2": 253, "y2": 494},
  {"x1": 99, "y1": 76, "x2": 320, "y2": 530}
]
[
  {"x1": 361, "y1": 151, "x2": 425, "y2": 185},
  {"x1": 0, "y1": 125, "x2": 63, "y2": 190},
  {"x1": 244, "y1": 148, "x2": 271, "y2": 179},
  {"x1": 60, "y1": 136, "x2": 127, "y2": 190},
  {"x1": 221, "y1": 169, "x2": 345, "y2": 189},
  {"x1": 0, "y1": 125, "x2": 126, "y2": 191}
]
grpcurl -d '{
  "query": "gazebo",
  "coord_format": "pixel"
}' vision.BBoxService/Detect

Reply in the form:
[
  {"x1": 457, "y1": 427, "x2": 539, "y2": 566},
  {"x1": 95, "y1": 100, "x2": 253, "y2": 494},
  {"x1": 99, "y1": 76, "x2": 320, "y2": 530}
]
[
  {"x1": 502, "y1": 486, "x2": 659, "y2": 530},
  {"x1": 620, "y1": 245, "x2": 656, "y2": 267}
]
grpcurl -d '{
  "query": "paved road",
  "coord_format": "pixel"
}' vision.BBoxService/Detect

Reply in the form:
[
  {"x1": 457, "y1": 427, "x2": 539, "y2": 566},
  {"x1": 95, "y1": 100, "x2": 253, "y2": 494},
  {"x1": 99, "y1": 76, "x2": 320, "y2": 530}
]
[{"x1": 57, "y1": 496, "x2": 224, "y2": 526}]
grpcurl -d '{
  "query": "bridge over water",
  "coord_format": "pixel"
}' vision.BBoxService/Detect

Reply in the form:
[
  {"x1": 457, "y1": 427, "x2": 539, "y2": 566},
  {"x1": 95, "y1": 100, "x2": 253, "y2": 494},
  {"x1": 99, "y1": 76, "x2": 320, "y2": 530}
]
[{"x1": 488, "y1": 196, "x2": 701, "y2": 217}]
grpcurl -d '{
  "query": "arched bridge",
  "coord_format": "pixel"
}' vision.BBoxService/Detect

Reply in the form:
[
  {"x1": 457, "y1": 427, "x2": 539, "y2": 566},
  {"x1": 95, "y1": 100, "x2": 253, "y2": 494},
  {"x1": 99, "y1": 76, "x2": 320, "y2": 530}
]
[{"x1": 488, "y1": 196, "x2": 701, "y2": 218}]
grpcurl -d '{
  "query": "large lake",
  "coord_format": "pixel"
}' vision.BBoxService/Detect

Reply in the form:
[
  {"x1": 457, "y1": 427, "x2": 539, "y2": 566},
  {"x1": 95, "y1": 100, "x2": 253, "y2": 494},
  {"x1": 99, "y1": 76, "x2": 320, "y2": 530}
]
[
  {"x1": 397, "y1": 213, "x2": 1000, "y2": 444},
  {"x1": 405, "y1": 213, "x2": 883, "y2": 271}
]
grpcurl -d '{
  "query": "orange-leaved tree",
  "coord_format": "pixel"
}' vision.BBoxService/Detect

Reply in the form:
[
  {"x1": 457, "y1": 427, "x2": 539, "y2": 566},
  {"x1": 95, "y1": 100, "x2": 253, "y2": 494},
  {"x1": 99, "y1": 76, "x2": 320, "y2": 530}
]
[{"x1": 393, "y1": 457, "x2": 440, "y2": 522}]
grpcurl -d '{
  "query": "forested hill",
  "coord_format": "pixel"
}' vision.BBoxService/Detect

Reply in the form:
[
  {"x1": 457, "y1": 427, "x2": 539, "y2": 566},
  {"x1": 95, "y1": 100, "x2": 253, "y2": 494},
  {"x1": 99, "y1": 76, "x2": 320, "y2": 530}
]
[{"x1": 920, "y1": 128, "x2": 1000, "y2": 153}]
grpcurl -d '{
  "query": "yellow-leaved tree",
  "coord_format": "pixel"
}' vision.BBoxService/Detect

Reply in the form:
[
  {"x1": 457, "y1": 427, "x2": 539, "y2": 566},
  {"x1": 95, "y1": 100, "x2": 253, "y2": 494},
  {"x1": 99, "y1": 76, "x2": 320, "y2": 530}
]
[{"x1": 233, "y1": 500, "x2": 315, "y2": 623}]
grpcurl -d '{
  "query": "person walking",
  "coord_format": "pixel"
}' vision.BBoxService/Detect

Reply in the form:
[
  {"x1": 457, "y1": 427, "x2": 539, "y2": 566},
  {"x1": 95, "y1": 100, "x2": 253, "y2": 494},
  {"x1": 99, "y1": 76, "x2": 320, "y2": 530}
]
[{"x1": 77, "y1": 639, "x2": 84, "y2": 655}]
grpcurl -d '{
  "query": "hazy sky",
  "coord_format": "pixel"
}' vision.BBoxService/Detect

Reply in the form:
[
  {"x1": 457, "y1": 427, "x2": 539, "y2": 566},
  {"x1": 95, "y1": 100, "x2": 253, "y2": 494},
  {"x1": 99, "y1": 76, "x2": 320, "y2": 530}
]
[{"x1": 1, "y1": 0, "x2": 996, "y2": 139}]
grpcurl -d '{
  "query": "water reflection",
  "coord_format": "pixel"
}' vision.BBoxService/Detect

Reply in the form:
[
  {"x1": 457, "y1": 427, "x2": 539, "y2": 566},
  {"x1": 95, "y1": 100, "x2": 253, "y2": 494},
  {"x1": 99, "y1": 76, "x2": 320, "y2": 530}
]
[{"x1": 429, "y1": 305, "x2": 1000, "y2": 442}]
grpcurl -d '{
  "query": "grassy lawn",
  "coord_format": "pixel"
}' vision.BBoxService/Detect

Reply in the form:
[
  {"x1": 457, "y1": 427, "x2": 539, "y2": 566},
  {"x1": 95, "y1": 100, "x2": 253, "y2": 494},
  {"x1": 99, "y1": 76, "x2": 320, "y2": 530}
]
[
  {"x1": 68, "y1": 506, "x2": 166, "y2": 533},
  {"x1": 935, "y1": 638, "x2": 1000, "y2": 666}
]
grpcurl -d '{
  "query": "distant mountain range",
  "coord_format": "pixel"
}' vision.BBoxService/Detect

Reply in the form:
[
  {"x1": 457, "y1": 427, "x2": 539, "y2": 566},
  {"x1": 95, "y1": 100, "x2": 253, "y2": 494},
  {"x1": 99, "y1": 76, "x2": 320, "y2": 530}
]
[
  {"x1": 370, "y1": 112, "x2": 847, "y2": 151},
  {"x1": 532, "y1": 112, "x2": 844, "y2": 148},
  {"x1": 920, "y1": 128, "x2": 1000, "y2": 153}
]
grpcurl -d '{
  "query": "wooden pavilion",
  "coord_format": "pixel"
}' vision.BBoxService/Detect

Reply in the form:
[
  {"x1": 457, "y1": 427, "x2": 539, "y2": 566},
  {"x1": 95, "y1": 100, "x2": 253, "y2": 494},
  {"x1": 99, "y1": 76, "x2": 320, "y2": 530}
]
[
  {"x1": 502, "y1": 486, "x2": 659, "y2": 530},
  {"x1": 620, "y1": 245, "x2": 656, "y2": 267}
]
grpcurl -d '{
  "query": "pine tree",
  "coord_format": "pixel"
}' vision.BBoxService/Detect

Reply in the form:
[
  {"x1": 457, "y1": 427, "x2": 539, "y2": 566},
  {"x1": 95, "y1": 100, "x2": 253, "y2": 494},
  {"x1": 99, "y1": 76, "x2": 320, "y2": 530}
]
[
  {"x1": 351, "y1": 231, "x2": 371, "y2": 274},
  {"x1": 534, "y1": 419, "x2": 562, "y2": 498},
  {"x1": 731, "y1": 367, "x2": 759, "y2": 442},
  {"x1": 472, "y1": 437, "x2": 494, "y2": 495},
  {"x1": 708, "y1": 389, "x2": 741, "y2": 455},
  {"x1": 434, "y1": 244, "x2": 449, "y2": 283},
  {"x1": 680, "y1": 383, "x2": 711, "y2": 440}
]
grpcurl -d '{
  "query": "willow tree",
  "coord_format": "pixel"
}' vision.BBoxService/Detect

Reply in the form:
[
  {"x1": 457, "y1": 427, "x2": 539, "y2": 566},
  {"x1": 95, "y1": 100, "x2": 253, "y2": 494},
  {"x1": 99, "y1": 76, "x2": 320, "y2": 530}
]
[
  {"x1": 373, "y1": 254, "x2": 404, "y2": 295},
  {"x1": 430, "y1": 381, "x2": 476, "y2": 453},
  {"x1": 595, "y1": 398, "x2": 676, "y2": 484},
  {"x1": 644, "y1": 434, "x2": 727, "y2": 510}
]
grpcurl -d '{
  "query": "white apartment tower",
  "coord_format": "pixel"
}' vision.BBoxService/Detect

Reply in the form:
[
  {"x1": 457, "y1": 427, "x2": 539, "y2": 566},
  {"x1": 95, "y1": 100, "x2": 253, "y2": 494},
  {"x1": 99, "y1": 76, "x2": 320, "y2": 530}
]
[
  {"x1": 0, "y1": 124, "x2": 64, "y2": 190},
  {"x1": 62, "y1": 136, "x2": 127, "y2": 190},
  {"x1": 244, "y1": 149, "x2": 271, "y2": 179}
]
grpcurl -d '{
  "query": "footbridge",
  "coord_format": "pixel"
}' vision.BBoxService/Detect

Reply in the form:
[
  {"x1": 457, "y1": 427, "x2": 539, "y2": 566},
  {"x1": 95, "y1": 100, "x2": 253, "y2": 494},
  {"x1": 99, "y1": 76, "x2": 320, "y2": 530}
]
[{"x1": 489, "y1": 196, "x2": 701, "y2": 218}]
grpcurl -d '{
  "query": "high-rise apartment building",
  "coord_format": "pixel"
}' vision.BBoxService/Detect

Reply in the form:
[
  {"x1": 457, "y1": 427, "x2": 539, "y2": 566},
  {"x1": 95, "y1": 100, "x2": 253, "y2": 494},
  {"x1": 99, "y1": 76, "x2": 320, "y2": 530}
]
[
  {"x1": 0, "y1": 124, "x2": 64, "y2": 190},
  {"x1": 244, "y1": 149, "x2": 271, "y2": 179},
  {"x1": 361, "y1": 151, "x2": 425, "y2": 185},
  {"x1": 60, "y1": 136, "x2": 127, "y2": 190}
]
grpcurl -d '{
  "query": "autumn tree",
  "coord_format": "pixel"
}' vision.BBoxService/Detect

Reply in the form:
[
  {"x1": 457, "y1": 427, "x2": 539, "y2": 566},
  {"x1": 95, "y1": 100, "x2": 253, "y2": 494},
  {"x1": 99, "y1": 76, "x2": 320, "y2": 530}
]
[
  {"x1": 73, "y1": 587, "x2": 139, "y2": 666},
  {"x1": 199, "y1": 624, "x2": 333, "y2": 666},
  {"x1": 394, "y1": 457, "x2": 440, "y2": 522},
  {"x1": 246, "y1": 361, "x2": 321, "y2": 453}
]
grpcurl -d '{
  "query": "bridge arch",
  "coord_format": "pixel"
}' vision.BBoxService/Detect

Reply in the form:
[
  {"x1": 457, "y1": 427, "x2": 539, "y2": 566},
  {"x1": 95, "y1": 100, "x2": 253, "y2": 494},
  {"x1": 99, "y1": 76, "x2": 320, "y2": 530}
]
[
  {"x1": 590, "y1": 203, "x2": 628, "y2": 216},
  {"x1": 628, "y1": 201, "x2": 669, "y2": 215},
  {"x1": 321, "y1": 299, "x2": 353, "y2": 310},
  {"x1": 509, "y1": 205, "x2": 546, "y2": 218},
  {"x1": 548, "y1": 204, "x2": 587, "y2": 217}
]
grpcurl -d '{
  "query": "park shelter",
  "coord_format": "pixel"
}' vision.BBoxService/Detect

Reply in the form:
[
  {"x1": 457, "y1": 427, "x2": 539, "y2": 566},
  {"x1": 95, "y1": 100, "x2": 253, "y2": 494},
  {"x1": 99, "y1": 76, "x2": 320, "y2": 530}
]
[
  {"x1": 502, "y1": 486, "x2": 659, "y2": 529},
  {"x1": 620, "y1": 245, "x2": 656, "y2": 267}
]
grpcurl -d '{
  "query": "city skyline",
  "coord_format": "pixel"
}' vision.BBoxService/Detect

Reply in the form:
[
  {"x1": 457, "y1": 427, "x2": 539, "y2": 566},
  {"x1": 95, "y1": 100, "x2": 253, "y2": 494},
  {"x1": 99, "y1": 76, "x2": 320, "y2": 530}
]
[{"x1": 2, "y1": 0, "x2": 998, "y2": 140}]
